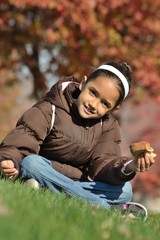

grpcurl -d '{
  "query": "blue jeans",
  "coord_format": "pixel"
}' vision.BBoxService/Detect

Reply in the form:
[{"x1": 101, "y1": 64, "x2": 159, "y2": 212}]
[{"x1": 19, "y1": 155, "x2": 133, "y2": 209}]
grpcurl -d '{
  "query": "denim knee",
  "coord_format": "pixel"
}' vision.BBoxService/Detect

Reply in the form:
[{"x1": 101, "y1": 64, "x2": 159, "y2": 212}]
[
  {"x1": 20, "y1": 154, "x2": 40, "y2": 171},
  {"x1": 19, "y1": 154, "x2": 51, "y2": 180}
]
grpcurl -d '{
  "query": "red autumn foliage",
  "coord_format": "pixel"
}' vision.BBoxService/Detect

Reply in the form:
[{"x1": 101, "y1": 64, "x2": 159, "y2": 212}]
[{"x1": 0, "y1": 0, "x2": 160, "y2": 99}]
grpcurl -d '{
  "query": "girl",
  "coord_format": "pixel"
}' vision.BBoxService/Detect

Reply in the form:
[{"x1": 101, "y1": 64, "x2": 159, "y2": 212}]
[{"x1": 0, "y1": 60, "x2": 155, "y2": 220}]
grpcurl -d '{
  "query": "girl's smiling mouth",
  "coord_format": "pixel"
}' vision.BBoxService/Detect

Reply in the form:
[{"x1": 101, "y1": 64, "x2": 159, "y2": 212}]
[{"x1": 83, "y1": 105, "x2": 94, "y2": 115}]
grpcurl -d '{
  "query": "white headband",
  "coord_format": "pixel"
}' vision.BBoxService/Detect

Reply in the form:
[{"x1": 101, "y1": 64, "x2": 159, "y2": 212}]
[{"x1": 96, "y1": 64, "x2": 129, "y2": 99}]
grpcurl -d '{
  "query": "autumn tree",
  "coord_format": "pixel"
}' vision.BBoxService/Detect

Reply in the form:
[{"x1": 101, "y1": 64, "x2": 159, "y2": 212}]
[{"x1": 0, "y1": 0, "x2": 160, "y2": 100}]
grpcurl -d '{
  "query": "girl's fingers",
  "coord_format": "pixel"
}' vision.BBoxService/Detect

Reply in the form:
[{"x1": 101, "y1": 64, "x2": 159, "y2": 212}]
[
  {"x1": 136, "y1": 158, "x2": 141, "y2": 172},
  {"x1": 136, "y1": 152, "x2": 156, "y2": 172},
  {"x1": 3, "y1": 168, "x2": 17, "y2": 174},
  {"x1": 143, "y1": 154, "x2": 151, "y2": 170},
  {"x1": 145, "y1": 152, "x2": 156, "y2": 164},
  {"x1": 1, "y1": 168, "x2": 18, "y2": 177},
  {"x1": 3, "y1": 171, "x2": 18, "y2": 178},
  {"x1": 1, "y1": 160, "x2": 14, "y2": 169},
  {"x1": 136, "y1": 155, "x2": 146, "y2": 172}
]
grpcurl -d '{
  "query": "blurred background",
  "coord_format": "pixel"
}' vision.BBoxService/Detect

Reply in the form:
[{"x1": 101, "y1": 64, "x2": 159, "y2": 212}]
[{"x1": 0, "y1": 0, "x2": 160, "y2": 211}]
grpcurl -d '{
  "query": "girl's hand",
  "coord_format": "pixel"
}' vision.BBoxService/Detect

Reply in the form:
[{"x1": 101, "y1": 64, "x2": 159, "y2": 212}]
[
  {"x1": 0, "y1": 160, "x2": 19, "y2": 179},
  {"x1": 124, "y1": 152, "x2": 156, "y2": 174},
  {"x1": 136, "y1": 152, "x2": 156, "y2": 172}
]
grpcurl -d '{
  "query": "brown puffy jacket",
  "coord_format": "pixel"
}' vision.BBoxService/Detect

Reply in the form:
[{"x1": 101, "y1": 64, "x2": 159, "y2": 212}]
[{"x1": 0, "y1": 76, "x2": 135, "y2": 184}]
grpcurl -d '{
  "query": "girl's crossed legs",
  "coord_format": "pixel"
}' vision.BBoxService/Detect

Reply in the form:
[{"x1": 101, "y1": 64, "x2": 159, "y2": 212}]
[{"x1": 19, "y1": 155, "x2": 133, "y2": 209}]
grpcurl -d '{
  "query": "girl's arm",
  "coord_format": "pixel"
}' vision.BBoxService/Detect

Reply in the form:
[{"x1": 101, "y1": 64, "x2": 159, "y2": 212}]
[
  {"x1": 0, "y1": 101, "x2": 52, "y2": 168},
  {"x1": 87, "y1": 120, "x2": 136, "y2": 185}
]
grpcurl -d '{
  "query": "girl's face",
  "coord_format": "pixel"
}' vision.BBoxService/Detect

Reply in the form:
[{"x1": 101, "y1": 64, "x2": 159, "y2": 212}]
[{"x1": 77, "y1": 76, "x2": 120, "y2": 119}]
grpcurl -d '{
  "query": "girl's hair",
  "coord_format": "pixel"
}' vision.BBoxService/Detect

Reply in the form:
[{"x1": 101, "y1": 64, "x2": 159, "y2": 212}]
[{"x1": 87, "y1": 60, "x2": 133, "y2": 108}]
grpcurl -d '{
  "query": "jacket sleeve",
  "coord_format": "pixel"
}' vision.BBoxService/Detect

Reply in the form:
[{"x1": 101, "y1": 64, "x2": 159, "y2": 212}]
[
  {"x1": 87, "y1": 120, "x2": 136, "y2": 185},
  {"x1": 0, "y1": 101, "x2": 53, "y2": 167}
]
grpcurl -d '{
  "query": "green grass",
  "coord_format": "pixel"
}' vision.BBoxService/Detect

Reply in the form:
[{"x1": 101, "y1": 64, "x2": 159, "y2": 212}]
[{"x1": 0, "y1": 179, "x2": 160, "y2": 240}]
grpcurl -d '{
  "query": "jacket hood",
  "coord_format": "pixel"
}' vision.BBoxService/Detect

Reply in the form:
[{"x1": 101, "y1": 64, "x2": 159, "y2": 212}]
[{"x1": 44, "y1": 76, "x2": 81, "y2": 114}]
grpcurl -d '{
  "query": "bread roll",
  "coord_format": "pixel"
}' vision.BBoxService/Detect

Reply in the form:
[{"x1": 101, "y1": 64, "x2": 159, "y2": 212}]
[{"x1": 129, "y1": 141, "x2": 156, "y2": 158}]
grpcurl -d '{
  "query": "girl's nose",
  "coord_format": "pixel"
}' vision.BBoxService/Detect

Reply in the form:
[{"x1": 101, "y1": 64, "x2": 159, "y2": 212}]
[{"x1": 89, "y1": 99, "x2": 99, "y2": 110}]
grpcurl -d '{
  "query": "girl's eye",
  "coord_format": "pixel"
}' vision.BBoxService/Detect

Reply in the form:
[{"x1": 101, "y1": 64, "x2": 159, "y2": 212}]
[
  {"x1": 89, "y1": 89, "x2": 96, "y2": 96},
  {"x1": 101, "y1": 101, "x2": 108, "y2": 108}
]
